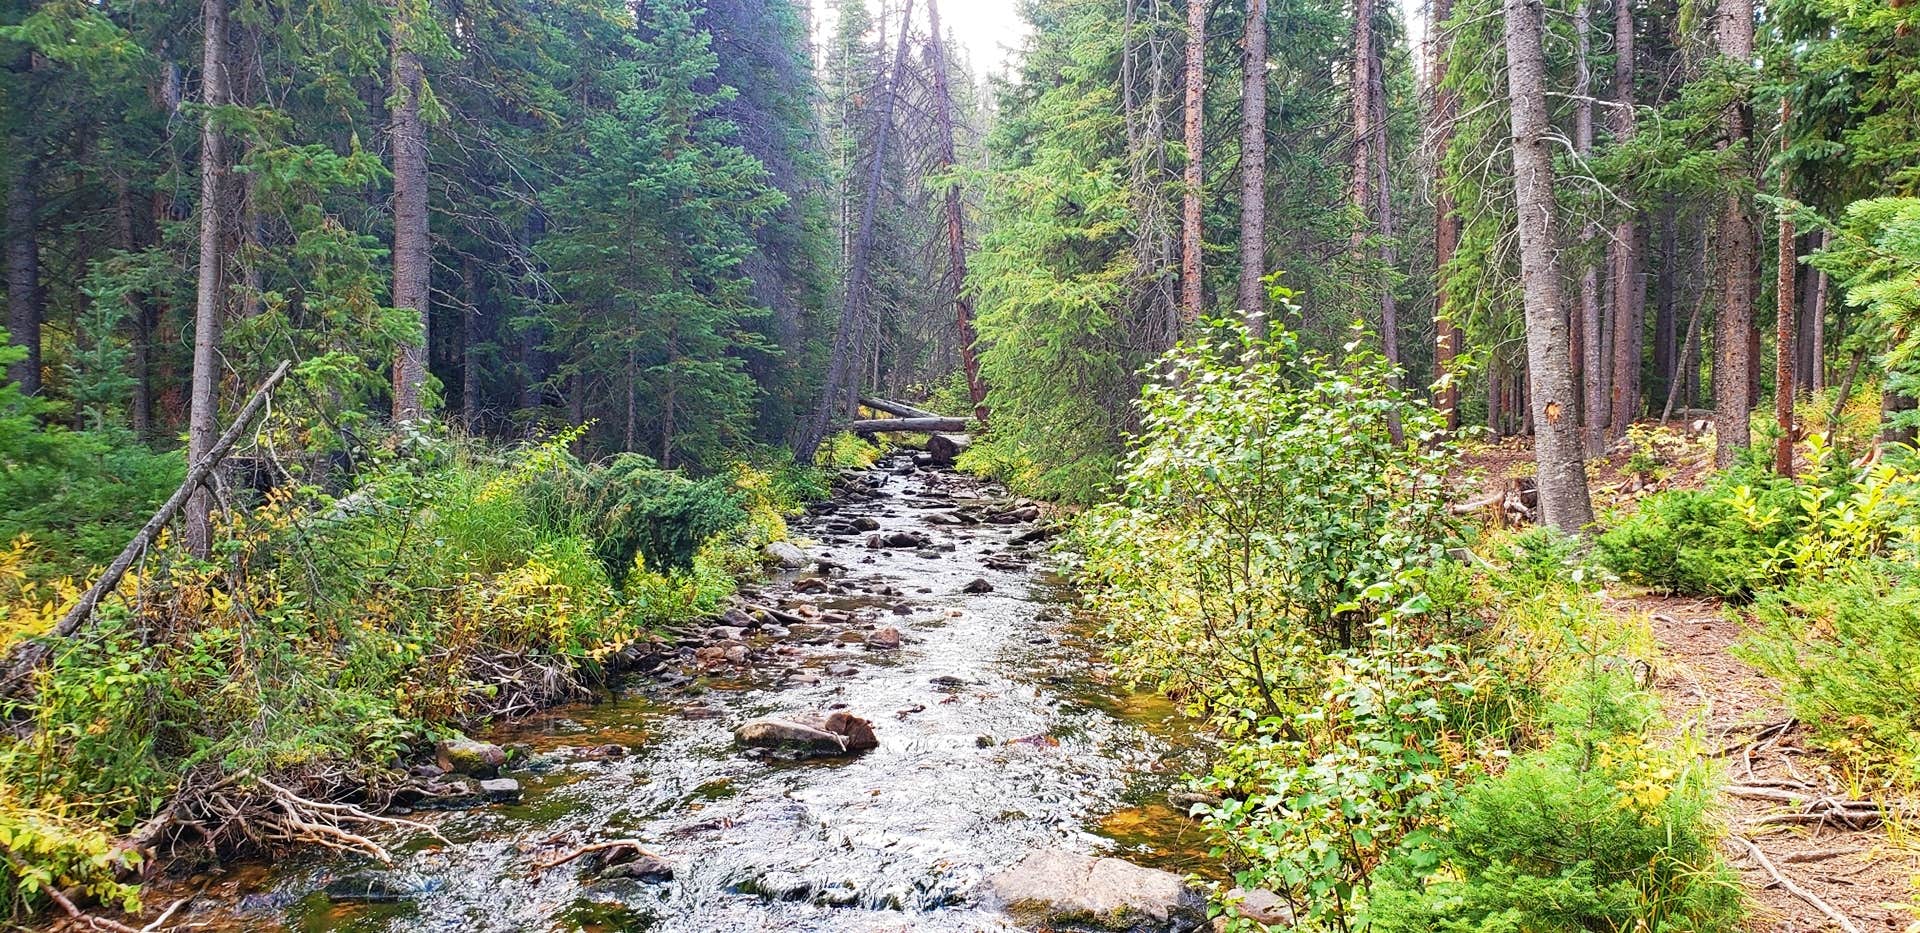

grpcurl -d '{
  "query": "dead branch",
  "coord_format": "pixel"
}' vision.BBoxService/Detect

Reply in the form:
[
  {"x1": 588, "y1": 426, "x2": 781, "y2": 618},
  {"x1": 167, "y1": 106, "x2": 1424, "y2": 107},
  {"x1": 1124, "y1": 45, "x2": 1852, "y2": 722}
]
[
  {"x1": 1732, "y1": 835, "x2": 1862, "y2": 933},
  {"x1": 46, "y1": 886, "x2": 142, "y2": 933},
  {"x1": 530, "y1": 839, "x2": 660, "y2": 875},
  {"x1": 2, "y1": 361, "x2": 293, "y2": 697}
]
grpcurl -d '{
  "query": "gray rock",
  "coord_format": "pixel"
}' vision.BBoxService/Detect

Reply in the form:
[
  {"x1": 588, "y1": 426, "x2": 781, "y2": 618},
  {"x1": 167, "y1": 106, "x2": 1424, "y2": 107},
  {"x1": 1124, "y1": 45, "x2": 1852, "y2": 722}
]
[
  {"x1": 435, "y1": 737, "x2": 507, "y2": 778},
  {"x1": 1220, "y1": 888, "x2": 1293, "y2": 928},
  {"x1": 763, "y1": 540, "x2": 809, "y2": 568},
  {"x1": 961, "y1": 577, "x2": 995, "y2": 594},
  {"x1": 981, "y1": 850, "x2": 1209, "y2": 933},
  {"x1": 479, "y1": 778, "x2": 522, "y2": 802}
]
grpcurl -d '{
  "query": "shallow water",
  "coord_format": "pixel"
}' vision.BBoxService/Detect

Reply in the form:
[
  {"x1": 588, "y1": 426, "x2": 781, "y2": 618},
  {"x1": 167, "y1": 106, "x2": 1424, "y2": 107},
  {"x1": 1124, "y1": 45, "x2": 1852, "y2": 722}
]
[{"x1": 181, "y1": 461, "x2": 1210, "y2": 932}]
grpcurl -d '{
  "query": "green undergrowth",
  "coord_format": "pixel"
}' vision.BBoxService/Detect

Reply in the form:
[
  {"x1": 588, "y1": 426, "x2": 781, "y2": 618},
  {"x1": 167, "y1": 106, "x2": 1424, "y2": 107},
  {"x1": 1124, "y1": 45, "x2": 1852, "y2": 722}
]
[
  {"x1": 1075, "y1": 318, "x2": 1741, "y2": 932},
  {"x1": 1595, "y1": 436, "x2": 1920, "y2": 793},
  {"x1": 0, "y1": 427, "x2": 866, "y2": 919}
]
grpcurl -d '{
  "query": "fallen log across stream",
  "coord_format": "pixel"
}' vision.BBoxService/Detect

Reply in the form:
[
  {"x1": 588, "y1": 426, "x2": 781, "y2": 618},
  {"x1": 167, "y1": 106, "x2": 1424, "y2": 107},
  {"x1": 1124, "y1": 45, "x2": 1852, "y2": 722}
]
[{"x1": 845, "y1": 416, "x2": 971, "y2": 435}]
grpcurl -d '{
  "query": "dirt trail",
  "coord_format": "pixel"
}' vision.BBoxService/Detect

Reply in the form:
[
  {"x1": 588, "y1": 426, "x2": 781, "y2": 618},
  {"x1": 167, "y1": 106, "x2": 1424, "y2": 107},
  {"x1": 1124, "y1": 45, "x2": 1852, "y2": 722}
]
[{"x1": 1617, "y1": 590, "x2": 1916, "y2": 932}]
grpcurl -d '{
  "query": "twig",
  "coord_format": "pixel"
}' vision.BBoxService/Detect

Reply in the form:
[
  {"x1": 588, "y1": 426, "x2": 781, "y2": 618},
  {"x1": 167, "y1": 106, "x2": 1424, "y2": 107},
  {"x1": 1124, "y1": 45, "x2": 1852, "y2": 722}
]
[
  {"x1": 138, "y1": 893, "x2": 193, "y2": 932},
  {"x1": 1732, "y1": 835, "x2": 1862, "y2": 933},
  {"x1": 45, "y1": 887, "x2": 141, "y2": 933}
]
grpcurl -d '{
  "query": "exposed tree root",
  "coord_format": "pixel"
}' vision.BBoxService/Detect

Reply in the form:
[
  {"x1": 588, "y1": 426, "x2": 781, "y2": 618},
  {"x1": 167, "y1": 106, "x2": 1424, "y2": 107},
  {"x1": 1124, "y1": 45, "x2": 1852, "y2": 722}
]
[
  {"x1": 1733, "y1": 835, "x2": 1863, "y2": 933},
  {"x1": 530, "y1": 838, "x2": 660, "y2": 876}
]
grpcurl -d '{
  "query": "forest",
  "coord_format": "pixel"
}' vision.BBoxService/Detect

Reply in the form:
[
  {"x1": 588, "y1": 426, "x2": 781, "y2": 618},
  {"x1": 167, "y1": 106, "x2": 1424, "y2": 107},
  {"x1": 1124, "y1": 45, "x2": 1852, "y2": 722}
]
[{"x1": 1, "y1": 0, "x2": 1918, "y2": 928}]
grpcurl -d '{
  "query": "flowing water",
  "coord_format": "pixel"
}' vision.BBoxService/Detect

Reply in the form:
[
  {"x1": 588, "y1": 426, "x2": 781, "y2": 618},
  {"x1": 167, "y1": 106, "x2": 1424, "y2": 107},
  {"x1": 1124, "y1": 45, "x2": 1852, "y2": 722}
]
[{"x1": 178, "y1": 459, "x2": 1211, "y2": 932}]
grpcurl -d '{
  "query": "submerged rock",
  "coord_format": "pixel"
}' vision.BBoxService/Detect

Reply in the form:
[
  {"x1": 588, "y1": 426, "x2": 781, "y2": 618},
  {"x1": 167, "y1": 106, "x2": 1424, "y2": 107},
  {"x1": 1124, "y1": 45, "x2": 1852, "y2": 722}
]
[
  {"x1": 981, "y1": 850, "x2": 1209, "y2": 933},
  {"x1": 479, "y1": 778, "x2": 523, "y2": 802},
  {"x1": 961, "y1": 577, "x2": 994, "y2": 594},
  {"x1": 323, "y1": 872, "x2": 418, "y2": 905},
  {"x1": 435, "y1": 737, "x2": 507, "y2": 778}
]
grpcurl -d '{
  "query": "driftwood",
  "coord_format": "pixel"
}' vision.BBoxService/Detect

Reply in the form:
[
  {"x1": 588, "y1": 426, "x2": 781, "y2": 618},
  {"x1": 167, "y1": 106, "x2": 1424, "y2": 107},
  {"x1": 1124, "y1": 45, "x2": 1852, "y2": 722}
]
[
  {"x1": 1, "y1": 361, "x2": 292, "y2": 696},
  {"x1": 926, "y1": 433, "x2": 970, "y2": 464},
  {"x1": 859, "y1": 396, "x2": 941, "y2": 420},
  {"x1": 847, "y1": 417, "x2": 969, "y2": 435}
]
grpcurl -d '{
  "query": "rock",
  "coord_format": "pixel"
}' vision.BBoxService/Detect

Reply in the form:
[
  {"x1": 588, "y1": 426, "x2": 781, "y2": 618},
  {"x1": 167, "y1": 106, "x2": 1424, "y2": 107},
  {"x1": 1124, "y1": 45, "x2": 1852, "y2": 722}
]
[
  {"x1": 734, "y1": 718, "x2": 848, "y2": 756},
  {"x1": 764, "y1": 541, "x2": 808, "y2": 569},
  {"x1": 981, "y1": 850, "x2": 1209, "y2": 933},
  {"x1": 323, "y1": 872, "x2": 418, "y2": 905},
  {"x1": 435, "y1": 737, "x2": 507, "y2": 778},
  {"x1": 824, "y1": 662, "x2": 860, "y2": 677},
  {"x1": 822, "y1": 711, "x2": 879, "y2": 751},
  {"x1": 599, "y1": 854, "x2": 675, "y2": 883},
  {"x1": 724, "y1": 644, "x2": 750, "y2": 664},
  {"x1": 584, "y1": 743, "x2": 628, "y2": 759},
  {"x1": 961, "y1": 577, "x2": 994, "y2": 594},
  {"x1": 479, "y1": 778, "x2": 523, "y2": 802},
  {"x1": 1219, "y1": 888, "x2": 1293, "y2": 928},
  {"x1": 851, "y1": 516, "x2": 881, "y2": 531},
  {"x1": 865, "y1": 626, "x2": 902, "y2": 650}
]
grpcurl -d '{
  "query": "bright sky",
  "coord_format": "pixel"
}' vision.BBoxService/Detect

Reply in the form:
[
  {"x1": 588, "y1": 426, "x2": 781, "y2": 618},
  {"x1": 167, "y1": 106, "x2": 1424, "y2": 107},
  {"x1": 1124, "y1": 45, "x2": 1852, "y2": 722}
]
[{"x1": 810, "y1": 0, "x2": 1032, "y2": 78}]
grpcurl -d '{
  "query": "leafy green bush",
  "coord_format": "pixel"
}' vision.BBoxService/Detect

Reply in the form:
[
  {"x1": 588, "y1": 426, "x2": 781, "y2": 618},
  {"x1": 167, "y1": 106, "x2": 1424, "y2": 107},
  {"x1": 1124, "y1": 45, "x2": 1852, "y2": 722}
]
[{"x1": 1739, "y1": 560, "x2": 1920, "y2": 788}]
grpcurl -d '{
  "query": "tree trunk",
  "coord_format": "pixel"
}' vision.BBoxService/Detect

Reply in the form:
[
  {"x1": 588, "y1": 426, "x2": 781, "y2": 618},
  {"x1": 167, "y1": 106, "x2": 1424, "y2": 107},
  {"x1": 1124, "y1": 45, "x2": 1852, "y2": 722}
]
[
  {"x1": 1180, "y1": 0, "x2": 1207, "y2": 325},
  {"x1": 1712, "y1": 0, "x2": 1756, "y2": 465},
  {"x1": 5, "y1": 162, "x2": 41, "y2": 396},
  {"x1": 1809, "y1": 229, "x2": 1827, "y2": 394},
  {"x1": 1371, "y1": 39, "x2": 1401, "y2": 383},
  {"x1": 925, "y1": 0, "x2": 988, "y2": 422},
  {"x1": 797, "y1": 0, "x2": 916, "y2": 462},
  {"x1": 1350, "y1": 0, "x2": 1373, "y2": 262},
  {"x1": 1774, "y1": 95, "x2": 1795, "y2": 476},
  {"x1": 1606, "y1": 0, "x2": 1641, "y2": 439},
  {"x1": 390, "y1": 37, "x2": 430, "y2": 423},
  {"x1": 185, "y1": 0, "x2": 232, "y2": 558},
  {"x1": 461, "y1": 256, "x2": 481, "y2": 432},
  {"x1": 1572, "y1": 0, "x2": 1605, "y2": 448},
  {"x1": 1652, "y1": 203, "x2": 1677, "y2": 407},
  {"x1": 1431, "y1": 0, "x2": 1461, "y2": 429},
  {"x1": 1504, "y1": 0, "x2": 1595, "y2": 533},
  {"x1": 1237, "y1": 0, "x2": 1268, "y2": 333}
]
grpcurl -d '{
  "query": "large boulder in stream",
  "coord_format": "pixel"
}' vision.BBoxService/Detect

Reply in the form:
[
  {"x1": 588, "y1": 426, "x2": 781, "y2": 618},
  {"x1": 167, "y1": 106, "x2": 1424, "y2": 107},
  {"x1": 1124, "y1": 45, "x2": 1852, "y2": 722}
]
[
  {"x1": 735, "y1": 711, "x2": 879, "y2": 758},
  {"x1": 763, "y1": 540, "x2": 808, "y2": 569},
  {"x1": 981, "y1": 850, "x2": 1209, "y2": 933}
]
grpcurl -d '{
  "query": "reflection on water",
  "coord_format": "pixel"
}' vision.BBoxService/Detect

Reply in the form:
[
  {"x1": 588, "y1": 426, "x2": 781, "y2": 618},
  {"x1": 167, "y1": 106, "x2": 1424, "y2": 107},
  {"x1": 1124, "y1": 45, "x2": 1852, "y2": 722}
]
[{"x1": 177, "y1": 461, "x2": 1213, "y2": 932}]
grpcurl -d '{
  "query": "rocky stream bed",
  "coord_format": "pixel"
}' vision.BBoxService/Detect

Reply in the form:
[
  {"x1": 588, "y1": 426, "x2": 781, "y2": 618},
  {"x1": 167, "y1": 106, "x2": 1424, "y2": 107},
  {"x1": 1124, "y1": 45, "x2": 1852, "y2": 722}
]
[{"x1": 156, "y1": 457, "x2": 1244, "y2": 932}]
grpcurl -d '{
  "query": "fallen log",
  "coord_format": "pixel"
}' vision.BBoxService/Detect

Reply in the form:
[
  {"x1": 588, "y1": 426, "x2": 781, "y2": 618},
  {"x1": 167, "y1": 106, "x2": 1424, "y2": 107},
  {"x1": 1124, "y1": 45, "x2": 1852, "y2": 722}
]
[
  {"x1": 2, "y1": 360, "x2": 293, "y2": 696},
  {"x1": 859, "y1": 396, "x2": 942, "y2": 420},
  {"x1": 847, "y1": 417, "x2": 969, "y2": 435},
  {"x1": 927, "y1": 433, "x2": 971, "y2": 464}
]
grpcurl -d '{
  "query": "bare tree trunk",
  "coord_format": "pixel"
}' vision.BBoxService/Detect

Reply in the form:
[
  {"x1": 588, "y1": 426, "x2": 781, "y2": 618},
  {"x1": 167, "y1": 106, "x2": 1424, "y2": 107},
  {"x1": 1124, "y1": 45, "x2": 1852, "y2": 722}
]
[
  {"x1": 1774, "y1": 95, "x2": 1795, "y2": 476},
  {"x1": 390, "y1": 35, "x2": 430, "y2": 423},
  {"x1": 462, "y1": 256, "x2": 481, "y2": 432},
  {"x1": 926, "y1": 0, "x2": 988, "y2": 422},
  {"x1": 1606, "y1": 0, "x2": 1641, "y2": 439},
  {"x1": 1350, "y1": 0, "x2": 1374, "y2": 261},
  {"x1": 1505, "y1": 0, "x2": 1595, "y2": 533},
  {"x1": 797, "y1": 0, "x2": 916, "y2": 462},
  {"x1": 1431, "y1": 0, "x2": 1461, "y2": 429},
  {"x1": 1652, "y1": 203, "x2": 1677, "y2": 406},
  {"x1": 185, "y1": 0, "x2": 232, "y2": 558},
  {"x1": 1371, "y1": 42, "x2": 1400, "y2": 379},
  {"x1": 1713, "y1": 0, "x2": 1756, "y2": 464},
  {"x1": 1180, "y1": 0, "x2": 1207, "y2": 325},
  {"x1": 1237, "y1": 0, "x2": 1268, "y2": 333},
  {"x1": 6, "y1": 162, "x2": 40, "y2": 396},
  {"x1": 1809, "y1": 229, "x2": 1827, "y2": 393},
  {"x1": 1573, "y1": 0, "x2": 1605, "y2": 448}
]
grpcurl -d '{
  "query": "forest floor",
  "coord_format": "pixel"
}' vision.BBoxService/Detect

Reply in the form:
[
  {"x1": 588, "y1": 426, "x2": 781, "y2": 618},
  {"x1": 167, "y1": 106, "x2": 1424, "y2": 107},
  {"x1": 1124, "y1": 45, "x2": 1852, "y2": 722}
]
[
  {"x1": 1623, "y1": 591, "x2": 1917, "y2": 932},
  {"x1": 1462, "y1": 430, "x2": 1918, "y2": 932}
]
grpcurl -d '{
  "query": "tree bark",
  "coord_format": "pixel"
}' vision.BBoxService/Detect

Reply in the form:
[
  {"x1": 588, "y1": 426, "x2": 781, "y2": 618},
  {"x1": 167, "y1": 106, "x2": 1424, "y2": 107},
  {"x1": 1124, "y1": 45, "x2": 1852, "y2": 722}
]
[
  {"x1": 6, "y1": 161, "x2": 41, "y2": 396},
  {"x1": 185, "y1": 0, "x2": 233, "y2": 558},
  {"x1": 848, "y1": 416, "x2": 970, "y2": 434},
  {"x1": 1809, "y1": 229, "x2": 1827, "y2": 394},
  {"x1": 1774, "y1": 95, "x2": 1795, "y2": 476},
  {"x1": 797, "y1": 0, "x2": 916, "y2": 462},
  {"x1": 1572, "y1": 0, "x2": 1605, "y2": 448},
  {"x1": 1652, "y1": 203, "x2": 1677, "y2": 407},
  {"x1": 1606, "y1": 0, "x2": 1641, "y2": 439},
  {"x1": 390, "y1": 35, "x2": 430, "y2": 423},
  {"x1": 1713, "y1": 0, "x2": 1756, "y2": 465},
  {"x1": 1180, "y1": 0, "x2": 1207, "y2": 325},
  {"x1": 925, "y1": 0, "x2": 988, "y2": 422},
  {"x1": 1431, "y1": 0, "x2": 1461, "y2": 429},
  {"x1": 1504, "y1": 0, "x2": 1595, "y2": 533},
  {"x1": 1237, "y1": 0, "x2": 1268, "y2": 333}
]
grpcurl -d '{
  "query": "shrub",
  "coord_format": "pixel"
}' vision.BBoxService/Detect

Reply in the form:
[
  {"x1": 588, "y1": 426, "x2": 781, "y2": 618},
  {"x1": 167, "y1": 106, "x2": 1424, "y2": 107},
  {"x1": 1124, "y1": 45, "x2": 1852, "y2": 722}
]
[{"x1": 1739, "y1": 561, "x2": 1920, "y2": 788}]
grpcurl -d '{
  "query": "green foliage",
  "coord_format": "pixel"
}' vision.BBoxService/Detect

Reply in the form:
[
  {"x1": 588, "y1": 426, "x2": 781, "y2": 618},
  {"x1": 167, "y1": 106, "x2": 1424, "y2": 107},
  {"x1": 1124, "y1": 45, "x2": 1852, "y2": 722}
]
[
  {"x1": 1080, "y1": 317, "x2": 1459, "y2": 716},
  {"x1": 1598, "y1": 439, "x2": 1920, "y2": 596},
  {"x1": 525, "y1": 453, "x2": 746, "y2": 584},
  {"x1": 1740, "y1": 560, "x2": 1920, "y2": 788}
]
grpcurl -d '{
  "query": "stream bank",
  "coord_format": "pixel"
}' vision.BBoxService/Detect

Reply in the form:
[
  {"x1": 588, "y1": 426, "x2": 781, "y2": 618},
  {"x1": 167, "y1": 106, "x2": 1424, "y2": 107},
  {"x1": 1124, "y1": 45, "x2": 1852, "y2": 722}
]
[{"x1": 147, "y1": 456, "x2": 1215, "y2": 933}]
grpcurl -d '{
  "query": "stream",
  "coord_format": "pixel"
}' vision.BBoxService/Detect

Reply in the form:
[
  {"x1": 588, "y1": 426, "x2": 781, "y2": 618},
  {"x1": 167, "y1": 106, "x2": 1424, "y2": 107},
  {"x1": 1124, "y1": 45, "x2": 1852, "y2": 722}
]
[{"x1": 176, "y1": 458, "x2": 1212, "y2": 932}]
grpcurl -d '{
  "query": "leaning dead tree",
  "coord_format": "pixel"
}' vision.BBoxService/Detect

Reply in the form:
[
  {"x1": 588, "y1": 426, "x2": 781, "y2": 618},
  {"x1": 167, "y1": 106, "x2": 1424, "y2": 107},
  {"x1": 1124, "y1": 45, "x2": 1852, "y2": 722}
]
[
  {"x1": 924, "y1": 0, "x2": 989, "y2": 424},
  {"x1": 1, "y1": 360, "x2": 292, "y2": 696},
  {"x1": 796, "y1": 0, "x2": 918, "y2": 463}
]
